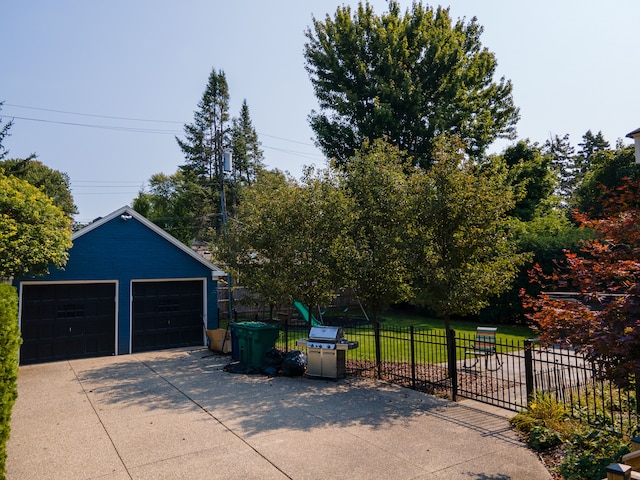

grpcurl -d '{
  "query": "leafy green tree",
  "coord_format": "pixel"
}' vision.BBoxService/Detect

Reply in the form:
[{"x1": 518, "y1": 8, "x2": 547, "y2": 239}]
[
  {"x1": 479, "y1": 209, "x2": 590, "y2": 323},
  {"x1": 408, "y1": 135, "x2": 529, "y2": 331},
  {"x1": 176, "y1": 68, "x2": 230, "y2": 238},
  {"x1": 499, "y1": 140, "x2": 557, "y2": 222},
  {"x1": 475, "y1": 141, "x2": 567, "y2": 323},
  {"x1": 340, "y1": 139, "x2": 412, "y2": 322},
  {"x1": 291, "y1": 167, "x2": 352, "y2": 313},
  {"x1": 223, "y1": 170, "x2": 296, "y2": 316},
  {"x1": 0, "y1": 158, "x2": 77, "y2": 218},
  {"x1": 0, "y1": 171, "x2": 72, "y2": 279},
  {"x1": 304, "y1": 1, "x2": 519, "y2": 167},
  {"x1": 132, "y1": 171, "x2": 202, "y2": 245},
  {"x1": 223, "y1": 168, "x2": 350, "y2": 319},
  {"x1": 339, "y1": 139, "x2": 413, "y2": 378},
  {"x1": 573, "y1": 144, "x2": 638, "y2": 215}
]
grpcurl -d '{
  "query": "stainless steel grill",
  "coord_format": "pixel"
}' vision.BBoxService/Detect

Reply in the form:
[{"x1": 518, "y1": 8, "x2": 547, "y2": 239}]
[{"x1": 296, "y1": 326, "x2": 358, "y2": 379}]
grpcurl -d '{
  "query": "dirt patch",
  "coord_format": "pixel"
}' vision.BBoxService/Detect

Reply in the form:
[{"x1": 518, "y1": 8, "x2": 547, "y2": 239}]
[{"x1": 347, "y1": 360, "x2": 518, "y2": 398}]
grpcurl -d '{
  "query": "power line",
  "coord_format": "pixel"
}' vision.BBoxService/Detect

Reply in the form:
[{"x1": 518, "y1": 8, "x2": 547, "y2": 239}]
[
  {"x1": 261, "y1": 144, "x2": 323, "y2": 161},
  {"x1": 1, "y1": 114, "x2": 325, "y2": 160},
  {"x1": 0, "y1": 115, "x2": 182, "y2": 135},
  {"x1": 259, "y1": 132, "x2": 315, "y2": 147},
  {"x1": 72, "y1": 191, "x2": 139, "y2": 195},
  {"x1": 2, "y1": 103, "x2": 320, "y2": 148},
  {"x1": 3, "y1": 103, "x2": 184, "y2": 124},
  {"x1": 73, "y1": 180, "x2": 144, "y2": 184}
]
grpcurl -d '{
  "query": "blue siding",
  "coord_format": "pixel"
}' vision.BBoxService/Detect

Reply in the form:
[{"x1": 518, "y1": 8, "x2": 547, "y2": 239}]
[{"x1": 21, "y1": 213, "x2": 219, "y2": 354}]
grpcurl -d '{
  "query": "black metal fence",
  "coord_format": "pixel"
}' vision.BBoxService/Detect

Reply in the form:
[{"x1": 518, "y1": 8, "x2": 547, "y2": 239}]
[{"x1": 275, "y1": 323, "x2": 639, "y2": 434}]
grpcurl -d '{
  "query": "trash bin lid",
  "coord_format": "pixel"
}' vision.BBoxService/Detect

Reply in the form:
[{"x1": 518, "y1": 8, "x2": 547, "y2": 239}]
[{"x1": 238, "y1": 322, "x2": 279, "y2": 330}]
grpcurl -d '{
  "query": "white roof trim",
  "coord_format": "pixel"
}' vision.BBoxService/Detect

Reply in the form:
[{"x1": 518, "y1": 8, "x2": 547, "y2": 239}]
[
  {"x1": 626, "y1": 127, "x2": 640, "y2": 138},
  {"x1": 73, "y1": 206, "x2": 226, "y2": 278}
]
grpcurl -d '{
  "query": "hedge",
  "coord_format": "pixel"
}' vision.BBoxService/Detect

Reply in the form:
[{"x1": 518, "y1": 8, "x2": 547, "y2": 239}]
[{"x1": 0, "y1": 284, "x2": 21, "y2": 479}]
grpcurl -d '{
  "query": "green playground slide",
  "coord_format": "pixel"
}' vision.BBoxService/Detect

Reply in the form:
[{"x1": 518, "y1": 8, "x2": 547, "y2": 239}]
[{"x1": 293, "y1": 301, "x2": 323, "y2": 326}]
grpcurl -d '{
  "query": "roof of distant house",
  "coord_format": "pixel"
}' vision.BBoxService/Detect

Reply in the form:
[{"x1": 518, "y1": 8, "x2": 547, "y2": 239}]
[{"x1": 626, "y1": 127, "x2": 640, "y2": 138}]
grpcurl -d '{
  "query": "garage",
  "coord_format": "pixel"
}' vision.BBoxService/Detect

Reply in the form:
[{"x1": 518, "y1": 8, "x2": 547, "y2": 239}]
[
  {"x1": 132, "y1": 279, "x2": 204, "y2": 353},
  {"x1": 20, "y1": 282, "x2": 116, "y2": 365},
  {"x1": 15, "y1": 206, "x2": 224, "y2": 362}
]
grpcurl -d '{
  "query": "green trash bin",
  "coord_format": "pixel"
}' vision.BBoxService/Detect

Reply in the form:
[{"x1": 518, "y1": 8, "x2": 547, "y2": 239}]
[{"x1": 233, "y1": 322, "x2": 281, "y2": 371}]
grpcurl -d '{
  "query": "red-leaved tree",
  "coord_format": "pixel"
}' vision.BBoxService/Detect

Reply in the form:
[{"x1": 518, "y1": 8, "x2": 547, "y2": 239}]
[{"x1": 523, "y1": 178, "x2": 640, "y2": 387}]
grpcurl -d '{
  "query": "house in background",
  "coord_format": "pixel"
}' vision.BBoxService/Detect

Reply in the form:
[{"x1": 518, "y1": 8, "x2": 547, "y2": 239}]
[
  {"x1": 15, "y1": 206, "x2": 226, "y2": 365},
  {"x1": 627, "y1": 127, "x2": 640, "y2": 164}
]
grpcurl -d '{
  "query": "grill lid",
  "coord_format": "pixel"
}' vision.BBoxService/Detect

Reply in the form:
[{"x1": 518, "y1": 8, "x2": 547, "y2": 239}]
[{"x1": 308, "y1": 326, "x2": 344, "y2": 342}]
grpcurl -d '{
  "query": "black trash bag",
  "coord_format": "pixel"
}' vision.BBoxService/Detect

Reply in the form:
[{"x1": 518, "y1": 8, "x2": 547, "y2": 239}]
[
  {"x1": 224, "y1": 362, "x2": 253, "y2": 374},
  {"x1": 262, "y1": 366, "x2": 278, "y2": 377},
  {"x1": 281, "y1": 350, "x2": 307, "y2": 377},
  {"x1": 263, "y1": 347, "x2": 285, "y2": 368}
]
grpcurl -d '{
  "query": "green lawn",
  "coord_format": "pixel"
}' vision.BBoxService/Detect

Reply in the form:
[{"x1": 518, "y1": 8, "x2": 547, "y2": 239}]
[
  {"x1": 377, "y1": 309, "x2": 536, "y2": 342},
  {"x1": 277, "y1": 309, "x2": 536, "y2": 365}
]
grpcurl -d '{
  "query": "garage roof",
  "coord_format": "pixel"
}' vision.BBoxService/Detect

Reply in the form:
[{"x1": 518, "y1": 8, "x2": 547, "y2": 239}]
[{"x1": 74, "y1": 205, "x2": 227, "y2": 278}]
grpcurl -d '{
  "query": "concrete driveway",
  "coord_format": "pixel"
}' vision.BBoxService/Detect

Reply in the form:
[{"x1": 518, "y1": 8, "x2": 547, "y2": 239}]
[{"x1": 7, "y1": 347, "x2": 551, "y2": 479}]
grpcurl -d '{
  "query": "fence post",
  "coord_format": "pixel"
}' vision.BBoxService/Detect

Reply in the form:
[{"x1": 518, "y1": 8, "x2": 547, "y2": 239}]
[
  {"x1": 524, "y1": 339, "x2": 535, "y2": 404},
  {"x1": 374, "y1": 321, "x2": 382, "y2": 380},
  {"x1": 283, "y1": 316, "x2": 289, "y2": 353},
  {"x1": 636, "y1": 372, "x2": 640, "y2": 416},
  {"x1": 447, "y1": 328, "x2": 457, "y2": 401},
  {"x1": 410, "y1": 326, "x2": 416, "y2": 390}
]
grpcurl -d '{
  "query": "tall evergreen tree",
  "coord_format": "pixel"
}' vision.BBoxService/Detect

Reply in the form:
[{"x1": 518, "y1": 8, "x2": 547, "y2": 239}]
[
  {"x1": 227, "y1": 100, "x2": 264, "y2": 218},
  {"x1": 176, "y1": 68, "x2": 230, "y2": 237},
  {"x1": 0, "y1": 102, "x2": 13, "y2": 161},
  {"x1": 543, "y1": 134, "x2": 576, "y2": 206},
  {"x1": 578, "y1": 130, "x2": 610, "y2": 161},
  {"x1": 574, "y1": 130, "x2": 610, "y2": 197},
  {"x1": 231, "y1": 100, "x2": 264, "y2": 186}
]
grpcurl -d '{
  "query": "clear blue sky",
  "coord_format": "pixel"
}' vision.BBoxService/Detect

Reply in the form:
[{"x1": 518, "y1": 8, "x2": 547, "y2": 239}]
[{"x1": 2, "y1": 1, "x2": 638, "y2": 222}]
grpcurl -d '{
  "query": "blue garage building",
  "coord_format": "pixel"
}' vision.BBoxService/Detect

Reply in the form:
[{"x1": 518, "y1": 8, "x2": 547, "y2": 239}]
[{"x1": 16, "y1": 206, "x2": 225, "y2": 365}]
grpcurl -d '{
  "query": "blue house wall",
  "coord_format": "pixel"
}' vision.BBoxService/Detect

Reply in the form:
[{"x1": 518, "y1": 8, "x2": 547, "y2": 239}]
[{"x1": 24, "y1": 207, "x2": 222, "y2": 355}]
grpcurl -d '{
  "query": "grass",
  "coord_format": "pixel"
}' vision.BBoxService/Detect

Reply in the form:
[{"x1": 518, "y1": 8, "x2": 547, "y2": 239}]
[
  {"x1": 276, "y1": 307, "x2": 535, "y2": 365},
  {"x1": 377, "y1": 309, "x2": 536, "y2": 341}
]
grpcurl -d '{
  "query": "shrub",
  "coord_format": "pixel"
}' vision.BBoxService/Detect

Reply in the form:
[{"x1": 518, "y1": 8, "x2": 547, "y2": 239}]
[
  {"x1": 0, "y1": 284, "x2": 21, "y2": 479},
  {"x1": 511, "y1": 391, "x2": 639, "y2": 480},
  {"x1": 559, "y1": 427, "x2": 630, "y2": 480},
  {"x1": 511, "y1": 391, "x2": 579, "y2": 446}
]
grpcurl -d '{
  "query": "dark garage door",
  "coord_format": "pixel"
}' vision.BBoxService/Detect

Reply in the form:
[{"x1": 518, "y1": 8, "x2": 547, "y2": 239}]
[
  {"x1": 21, "y1": 283, "x2": 116, "y2": 365},
  {"x1": 132, "y1": 280, "x2": 204, "y2": 353}
]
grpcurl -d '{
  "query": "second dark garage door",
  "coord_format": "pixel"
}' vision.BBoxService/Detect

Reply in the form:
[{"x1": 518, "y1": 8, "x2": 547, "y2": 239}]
[{"x1": 132, "y1": 280, "x2": 204, "y2": 353}]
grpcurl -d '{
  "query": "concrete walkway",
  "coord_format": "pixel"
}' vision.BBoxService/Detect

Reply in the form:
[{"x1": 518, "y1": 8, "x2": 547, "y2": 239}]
[{"x1": 7, "y1": 347, "x2": 551, "y2": 479}]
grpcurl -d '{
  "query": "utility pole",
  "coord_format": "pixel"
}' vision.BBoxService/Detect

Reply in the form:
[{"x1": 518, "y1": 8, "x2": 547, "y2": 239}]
[{"x1": 219, "y1": 148, "x2": 234, "y2": 323}]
